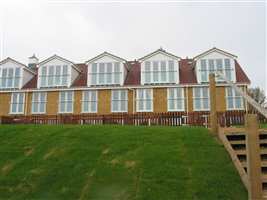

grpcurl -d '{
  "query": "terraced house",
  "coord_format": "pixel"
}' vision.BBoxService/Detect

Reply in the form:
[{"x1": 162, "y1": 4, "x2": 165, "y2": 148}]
[{"x1": 0, "y1": 47, "x2": 250, "y2": 117}]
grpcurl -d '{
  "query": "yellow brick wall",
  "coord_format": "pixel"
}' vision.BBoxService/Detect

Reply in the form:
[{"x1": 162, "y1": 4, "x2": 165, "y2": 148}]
[
  {"x1": 74, "y1": 91, "x2": 82, "y2": 114},
  {"x1": 153, "y1": 88, "x2": 167, "y2": 113},
  {"x1": 128, "y1": 90, "x2": 134, "y2": 114},
  {"x1": 0, "y1": 93, "x2": 11, "y2": 116},
  {"x1": 46, "y1": 91, "x2": 59, "y2": 115},
  {"x1": 98, "y1": 90, "x2": 111, "y2": 115}
]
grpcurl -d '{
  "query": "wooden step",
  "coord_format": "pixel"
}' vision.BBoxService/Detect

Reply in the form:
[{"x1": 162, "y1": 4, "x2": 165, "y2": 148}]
[
  {"x1": 234, "y1": 149, "x2": 267, "y2": 155},
  {"x1": 229, "y1": 139, "x2": 267, "y2": 145},
  {"x1": 242, "y1": 161, "x2": 267, "y2": 168}
]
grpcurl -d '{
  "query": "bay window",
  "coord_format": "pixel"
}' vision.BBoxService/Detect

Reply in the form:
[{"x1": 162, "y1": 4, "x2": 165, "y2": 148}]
[
  {"x1": 39, "y1": 65, "x2": 69, "y2": 87},
  {"x1": 82, "y1": 90, "x2": 98, "y2": 113},
  {"x1": 226, "y1": 87, "x2": 244, "y2": 110},
  {"x1": 136, "y1": 89, "x2": 153, "y2": 112},
  {"x1": 111, "y1": 90, "x2": 128, "y2": 112},
  {"x1": 142, "y1": 60, "x2": 177, "y2": 84},
  {"x1": 32, "y1": 92, "x2": 47, "y2": 114},
  {"x1": 89, "y1": 62, "x2": 122, "y2": 85},
  {"x1": 0, "y1": 67, "x2": 21, "y2": 89},
  {"x1": 193, "y1": 87, "x2": 210, "y2": 111},
  {"x1": 59, "y1": 91, "x2": 73, "y2": 113},
  {"x1": 168, "y1": 88, "x2": 185, "y2": 111},
  {"x1": 10, "y1": 92, "x2": 25, "y2": 114}
]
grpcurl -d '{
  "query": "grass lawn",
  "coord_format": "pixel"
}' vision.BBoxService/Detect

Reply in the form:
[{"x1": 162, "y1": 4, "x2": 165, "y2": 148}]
[{"x1": 0, "y1": 125, "x2": 247, "y2": 200}]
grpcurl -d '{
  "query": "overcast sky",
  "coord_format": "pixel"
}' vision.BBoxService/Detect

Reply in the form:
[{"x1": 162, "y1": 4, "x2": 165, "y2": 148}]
[{"x1": 0, "y1": 0, "x2": 266, "y2": 90}]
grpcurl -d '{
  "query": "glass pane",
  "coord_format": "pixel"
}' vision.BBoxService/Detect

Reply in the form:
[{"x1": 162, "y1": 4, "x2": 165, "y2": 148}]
[
  {"x1": 224, "y1": 59, "x2": 231, "y2": 69},
  {"x1": 12, "y1": 93, "x2": 17, "y2": 103},
  {"x1": 91, "y1": 91, "x2": 97, "y2": 101},
  {"x1": 92, "y1": 63, "x2": 97, "y2": 73},
  {"x1": 40, "y1": 93, "x2": 46, "y2": 102},
  {"x1": 11, "y1": 103, "x2": 16, "y2": 113},
  {"x1": 169, "y1": 88, "x2": 175, "y2": 99},
  {"x1": 146, "y1": 100, "x2": 151, "y2": 111},
  {"x1": 60, "y1": 102, "x2": 65, "y2": 112},
  {"x1": 216, "y1": 59, "x2": 223, "y2": 70},
  {"x1": 48, "y1": 66, "x2": 54, "y2": 86},
  {"x1": 62, "y1": 65, "x2": 68, "y2": 85},
  {"x1": 121, "y1": 100, "x2": 127, "y2": 111},
  {"x1": 194, "y1": 99, "x2": 201, "y2": 110},
  {"x1": 138, "y1": 100, "x2": 143, "y2": 111},
  {"x1": 177, "y1": 99, "x2": 183, "y2": 110},
  {"x1": 208, "y1": 60, "x2": 215, "y2": 72},
  {"x1": 15, "y1": 68, "x2": 20, "y2": 76},
  {"x1": 145, "y1": 71, "x2": 150, "y2": 83},
  {"x1": 67, "y1": 102, "x2": 72, "y2": 112},
  {"x1": 7, "y1": 68, "x2": 13, "y2": 87},
  {"x1": 40, "y1": 103, "x2": 45, "y2": 113},
  {"x1": 227, "y1": 87, "x2": 233, "y2": 97},
  {"x1": 200, "y1": 60, "x2": 206, "y2": 69},
  {"x1": 33, "y1": 93, "x2": 38, "y2": 101},
  {"x1": 113, "y1": 91, "x2": 119, "y2": 100},
  {"x1": 83, "y1": 91, "x2": 89, "y2": 101},
  {"x1": 55, "y1": 66, "x2": 61, "y2": 85},
  {"x1": 83, "y1": 102, "x2": 89, "y2": 112},
  {"x1": 42, "y1": 66, "x2": 47, "y2": 75},
  {"x1": 145, "y1": 61, "x2": 150, "y2": 71},
  {"x1": 145, "y1": 89, "x2": 151, "y2": 99},
  {"x1": 177, "y1": 88, "x2": 182, "y2": 98},
  {"x1": 106, "y1": 63, "x2": 112, "y2": 84},
  {"x1": 67, "y1": 92, "x2": 72, "y2": 101},
  {"x1": 225, "y1": 70, "x2": 231, "y2": 81},
  {"x1": 168, "y1": 61, "x2": 174, "y2": 71},
  {"x1": 169, "y1": 100, "x2": 175, "y2": 110},
  {"x1": 194, "y1": 88, "x2": 201, "y2": 98},
  {"x1": 114, "y1": 73, "x2": 120, "y2": 84},
  {"x1": 153, "y1": 61, "x2": 159, "y2": 82},
  {"x1": 227, "y1": 97, "x2": 234, "y2": 109},
  {"x1": 203, "y1": 98, "x2": 209, "y2": 109},
  {"x1": 99, "y1": 63, "x2": 105, "y2": 72},
  {"x1": 91, "y1": 74, "x2": 97, "y2": 85},
  {"x1": 91, "y1": 102, "x2": 97, "y2": 112},
  {"x1": 113, "y1": 101, "x2": 119, "y2": 111},
  {"x1": 121, "y1": 90, "x2": 127, "y2": 100},
  {"x1": 18, "y1": 103, "x2": 23, "y2": 113},
  {"x1": 202, "y1": 88, "x2": 209, "y2": 97},
  {"x1": 235, "y1": 97, "x2": 242, "y2": 109},
  {"x1": 18, "y1": 93, "x2": 24, "y2": 103},
  {"x1": 14, "y1": 77, "x2": 20, "y2": 88},
  {"x1": 137, "y1": 90, "x2": 143, "y2": 99},
  {"x1": 201, "y1": 71, "x2": 207, "y2": 82},
  {"x1": 32, "y1": 102, "x2": 38, "y2": 113},
  {"x1": 60, "y1": 92, "x2": 65, "y2": 101},
  {"x1": 114, "y1": 63, "x2": 120, "y2": 72}
]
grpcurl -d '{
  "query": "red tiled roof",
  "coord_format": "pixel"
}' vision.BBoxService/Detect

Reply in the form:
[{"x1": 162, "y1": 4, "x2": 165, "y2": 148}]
[
  {"x1": 20, "y1": 59, "x2": 250, "y2": 89},
  {"x1": 124, "y1": 61, "x2": 141, "y2": 85},
  {"x1": 179, "y1": 59, "x2": 197, "y2": 84},
  {"x1": 71, "y1": 63, "x2": 87, "y2": 87},
  {"x1": 235, "y1": 60, "x2": 250, "y2": 84}
]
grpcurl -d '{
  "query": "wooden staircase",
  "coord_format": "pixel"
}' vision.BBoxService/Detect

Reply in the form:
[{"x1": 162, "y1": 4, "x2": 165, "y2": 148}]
[{"x1": 219, "y1": 127, "x2": 267, "y2": 199}]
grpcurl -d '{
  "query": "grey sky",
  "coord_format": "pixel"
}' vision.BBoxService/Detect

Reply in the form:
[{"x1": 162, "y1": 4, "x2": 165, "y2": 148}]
[{"x1": 0, "y1": 0, "x2": 265, "y2": 90}]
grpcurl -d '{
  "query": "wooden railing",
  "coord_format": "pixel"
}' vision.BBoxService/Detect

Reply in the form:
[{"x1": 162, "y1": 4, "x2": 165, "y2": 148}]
[
  {"x1": 0, "y1": 112, "x2": 210, "y2": 126},
  {"x1": 0, "y1": 110, "x2": 265, "y2": 127}
]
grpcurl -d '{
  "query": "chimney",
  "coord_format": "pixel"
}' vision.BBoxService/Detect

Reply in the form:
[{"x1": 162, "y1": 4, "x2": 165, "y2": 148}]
[{"x1": 28, "y1": 54, "x2": 38, "y2": 69}]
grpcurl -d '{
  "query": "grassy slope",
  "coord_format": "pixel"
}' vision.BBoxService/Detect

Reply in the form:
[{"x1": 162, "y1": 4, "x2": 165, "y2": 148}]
[{"x1": 0, "y1": 125, "x2": 246, "y2": 200}]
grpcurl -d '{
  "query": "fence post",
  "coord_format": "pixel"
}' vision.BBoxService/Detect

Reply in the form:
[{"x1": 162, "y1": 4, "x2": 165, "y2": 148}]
[
  {"x1": 245, "y1": 114, "x2": 262, "y2": 200},
  {"x1": 209, "y1": 73, "x2": 218, "y2": 134}
]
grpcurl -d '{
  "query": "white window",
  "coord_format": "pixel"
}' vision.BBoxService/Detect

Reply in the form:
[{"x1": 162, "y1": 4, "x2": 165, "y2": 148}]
[
  {"x1": 193, "y1": 87, "x2": 210, "y2": 111},
  {"x1": 142, "y1": 60, "x2": 177, "y2": 84},
  {"x1": 32, "y1": 92, "x2": 47, "y2": 114},
  {"x1": 39, "y1": 65, "x2": 69, "y2": 87},
  {"x1": 226, "y1": 87, "x2": 244, "y2": 110},
  {"x1": 111, "y1": 90, "x2": 128, "y2": 112},
  {"x1": 168, "y1": 88, "x2": 185, "y2": 111},
  {"x1": 199, "y1": 58, "x2": 234, "y2": 82},
  {"x1": 10, "y1": 93, "x2": 25, "y2": 114},
  {"x1": 136, "y1": 89, "x2": 153, "y2": 112},
  {"x1": 82, "y1": 90, "x2": 98, "y2": 113},
  {"x1": 89, "y1": 62, "x2": 122, "y2": 85},
  {"x1": 0, "y1": 67, "x2": 21, "y2": 89},
  {"x1": 59, "y1": 91, "x2": 73, "y2": 113}
]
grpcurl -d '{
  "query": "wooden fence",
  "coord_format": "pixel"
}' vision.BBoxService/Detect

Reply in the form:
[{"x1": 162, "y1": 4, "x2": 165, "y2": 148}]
[{"x1": 0, "y1": 110, "x2": 265, "y2": 127}]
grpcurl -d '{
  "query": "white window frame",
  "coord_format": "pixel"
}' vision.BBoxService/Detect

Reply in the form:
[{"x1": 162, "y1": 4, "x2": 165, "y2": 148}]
[
  {"x1": 167, "y1": 88, "x2": 185, "y2": 112},
  {"x1": 58, "y1": 91, "x2": 74, "y2": 114},
  {"x1": 31, "y1": 92, "x2": 47, "y2": 114},
  {"x1": 199, "y1": 58, "x2": 235, "y2": 83},
  {"x1": 141, "y1": 60, "x2": 178, "y2": 85},
  {"x1": 81, "y1": 90, "x2": 98, "y2": 113},
  {"x1": 88, "y1": 62, "x2": 123, "y2": 86},
  {"x1": 136, "y1": 89, "x2": 153, "y2": 112},
  {"x1": 0, "y1": 67, "x2": 21, "y2": 89},
  {"x1": 225, "y1": 87, "x2": 244, "y2": 110},
  {"x1": 39, "y1": 65, "x2": 70, "y2": 88},
  {"x1": 10, "y1": 92, "x2": 25, "y2": 114},
  {"x1": 193, "y1": 87, "x2": 210, "y2": 111},
  {"x1": 111, "y1": 90, "x2": 128, "y2": 113}
]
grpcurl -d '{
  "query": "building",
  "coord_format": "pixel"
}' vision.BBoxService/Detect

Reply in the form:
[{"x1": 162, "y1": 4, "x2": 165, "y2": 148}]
[{"x1": 0, "y1": 47, "x2": 250, "y2": 117}]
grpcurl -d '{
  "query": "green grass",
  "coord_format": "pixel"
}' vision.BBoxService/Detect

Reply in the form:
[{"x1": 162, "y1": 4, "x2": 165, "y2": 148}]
[{"x1": 0, "y1": 125, "x2": 247, "y2": 200}]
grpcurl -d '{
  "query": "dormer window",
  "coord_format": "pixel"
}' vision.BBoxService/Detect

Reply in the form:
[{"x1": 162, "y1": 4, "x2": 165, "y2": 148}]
[
  {"x1": 194, "y1": 48, "x2": 237, "y2": 83},
  {"x1": 139, "y1": 49, "x2": 180, "y2": 85},
  {"x1": 38, "y1": 55, "x2": 80, "y2": 88},
  {"x1": 87, "y1": 52, "x2": 126, "y2": 86},
  {"x1": 0, "y1": 57, "x2": 35, "y2": 90},
  {"x1": 0, "y1": 67, "x2": 21, "y2": 88},
  {"x1": 40, "y1": 65, "x2": 69, "y2": 87}
]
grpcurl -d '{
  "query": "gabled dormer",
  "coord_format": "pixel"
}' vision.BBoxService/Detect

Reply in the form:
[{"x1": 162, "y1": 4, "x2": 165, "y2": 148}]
[
  {"x1": 37, "y1": 55, "x2": 81, "y2": 88},
  {"x1": 86, "y1": 52, "x2": 127, "y2": 86},
  {"x1": 0, "y1": 57, "x2": 35, "y2": 90},
  {"x1": 193, "y1": 47, "x2": 237, "y2": 83},
  {"x1": 138, "y1": 48, "x2": 181, "y2": 85}
]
